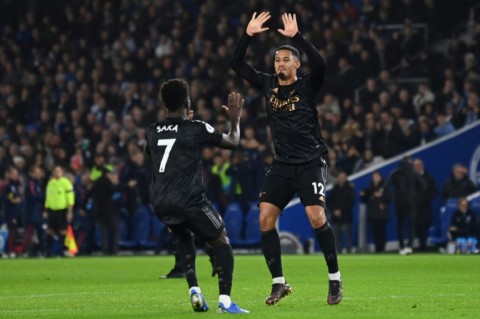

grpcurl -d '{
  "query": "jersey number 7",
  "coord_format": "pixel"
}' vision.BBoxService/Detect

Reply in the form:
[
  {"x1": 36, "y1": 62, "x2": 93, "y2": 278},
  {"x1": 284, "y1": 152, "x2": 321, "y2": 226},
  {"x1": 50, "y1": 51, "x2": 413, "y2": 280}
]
[{"x1": 157, "y1": 139, "x2": 176, "y2": 173}]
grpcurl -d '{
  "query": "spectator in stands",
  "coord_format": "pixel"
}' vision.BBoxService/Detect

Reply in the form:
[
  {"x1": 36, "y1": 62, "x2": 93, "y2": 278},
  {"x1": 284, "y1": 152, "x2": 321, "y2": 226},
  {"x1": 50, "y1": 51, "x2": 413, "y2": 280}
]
[
  {"x1": 377, "y1": 112, "x2": 406, "y2": 159},
  {"x1": 328, "y1": 171, "x2": 356, "y2": 253},
  {"x1": 449, "y1": 198, "x2": 477, "y2": 240},
  {"x1": 353, "y1": 148, "x2": 383, "y2": 173},
  {"x1": 386, "y1": 156, "x2": 426, "y2": 255},
  {"x1": 417, "y1": 117, "x2": 436, "y2": 145},
  {"x1": 433, "y1": 113, "x2": 455, "y2": 138},
  {"x1": 413, "y1": 82, "x2": 435, "y2": 116},
  {"x1": 21, "y1": 165, "x2": 45, "y2": 257},
  {"x1": 2, "y1": 166, "x2": 23, "y2": 258},
  {"x1": 441, "y1": 164, "x2": 478, "y2": 201},
  {"x1": 360, "y1": 170, "x2": 390, "y2": 253},
  {"x1": 413, "y1": 158, "x2": 437, "y2": 252}
]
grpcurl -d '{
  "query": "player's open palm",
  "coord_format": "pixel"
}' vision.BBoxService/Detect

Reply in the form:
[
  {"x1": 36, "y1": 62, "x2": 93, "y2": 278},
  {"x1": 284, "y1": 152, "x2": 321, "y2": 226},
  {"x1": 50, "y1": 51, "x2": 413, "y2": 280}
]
[
  {"x1": 278, "y1": 13, "x2": 298, "y2": 38},
  {"x1": 222, "y1": 92, "x2": 243, "y2": 121},
  {"x1": 246, "y1": 12, "x2": 270, "y2": 36}
]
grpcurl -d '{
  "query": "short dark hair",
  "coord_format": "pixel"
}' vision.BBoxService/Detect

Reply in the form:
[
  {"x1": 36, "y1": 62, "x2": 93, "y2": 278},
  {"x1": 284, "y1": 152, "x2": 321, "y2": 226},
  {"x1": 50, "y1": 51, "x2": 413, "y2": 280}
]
[
  {"x1": 160, "y1": 79, "x2": 190, "y2": 112},
  {"x1": 276, "y1": 45, "x2": 300, "y2": 60}
]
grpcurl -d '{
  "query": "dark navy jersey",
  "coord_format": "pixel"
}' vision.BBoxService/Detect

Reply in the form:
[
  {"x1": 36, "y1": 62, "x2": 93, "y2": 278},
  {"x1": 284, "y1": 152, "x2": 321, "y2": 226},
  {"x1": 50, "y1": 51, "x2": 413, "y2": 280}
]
[
  {"x1": 231, "y1": 32, "x2": 328, "y2": 164},
  {"x1": 145, "y1": 117, "x2": 222, "y2": 224}
]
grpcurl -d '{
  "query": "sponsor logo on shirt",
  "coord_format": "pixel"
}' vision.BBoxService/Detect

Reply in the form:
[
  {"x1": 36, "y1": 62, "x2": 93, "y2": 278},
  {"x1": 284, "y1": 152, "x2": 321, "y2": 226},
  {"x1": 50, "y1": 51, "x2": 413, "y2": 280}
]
[{"x1": 269, "y1": 94, "x2": 299, "y2": 112}]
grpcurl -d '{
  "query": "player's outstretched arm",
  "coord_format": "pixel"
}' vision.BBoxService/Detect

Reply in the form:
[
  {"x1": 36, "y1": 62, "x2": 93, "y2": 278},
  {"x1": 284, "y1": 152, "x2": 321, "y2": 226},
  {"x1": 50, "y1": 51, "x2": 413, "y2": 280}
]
[
  {"x1": 230, "y1": 12, "x2": 271, "y2": 88},
  {"x1": 280, "y1": 12, "x2": 326, "y2": 90},
  {"x1": 218, "y1": 92, "x2": 244, "y2": 149}
]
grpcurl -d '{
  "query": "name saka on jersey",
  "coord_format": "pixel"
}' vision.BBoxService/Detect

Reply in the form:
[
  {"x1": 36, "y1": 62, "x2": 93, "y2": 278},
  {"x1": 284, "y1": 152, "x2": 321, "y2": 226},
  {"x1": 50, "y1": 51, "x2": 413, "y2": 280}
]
[{"x1": 157, "y1": 124, "x2": 178, "y2": 132}]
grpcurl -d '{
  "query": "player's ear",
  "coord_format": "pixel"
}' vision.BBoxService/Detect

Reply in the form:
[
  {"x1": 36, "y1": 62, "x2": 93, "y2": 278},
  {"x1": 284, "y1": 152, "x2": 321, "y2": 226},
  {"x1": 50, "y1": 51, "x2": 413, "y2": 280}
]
[{"x1": 295, "y1": 60, "x2": 301, "y2": 69}]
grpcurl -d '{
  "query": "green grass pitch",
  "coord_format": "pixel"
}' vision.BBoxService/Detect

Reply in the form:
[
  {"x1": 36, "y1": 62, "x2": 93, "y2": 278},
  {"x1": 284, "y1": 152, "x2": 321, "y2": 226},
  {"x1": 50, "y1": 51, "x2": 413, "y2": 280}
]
[{"x1": 0, "y1": 254, "x2": 479, "y2": 318}]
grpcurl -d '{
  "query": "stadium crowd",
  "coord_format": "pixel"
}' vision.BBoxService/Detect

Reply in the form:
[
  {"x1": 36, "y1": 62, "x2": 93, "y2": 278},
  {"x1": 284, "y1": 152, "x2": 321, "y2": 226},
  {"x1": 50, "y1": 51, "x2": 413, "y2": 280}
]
[{"x1": 0, "y1": 0, "x2": 479, "y2": 256}]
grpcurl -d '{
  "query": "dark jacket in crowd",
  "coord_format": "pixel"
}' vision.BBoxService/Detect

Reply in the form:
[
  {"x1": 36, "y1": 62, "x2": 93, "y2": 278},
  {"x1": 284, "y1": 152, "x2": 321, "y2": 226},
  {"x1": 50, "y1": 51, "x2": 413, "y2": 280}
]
[
  {"x1": 441, "y1": 175, "x2": 477, "y2": 201},
  {"x1": 328, "y1": 181, "x2": 356, "y2": 224},
  {"x1": 387, "y1": 160, "x2": 426, "y2": 205},
  {"x1": 24, "y1": 177, "x2": 45, "y2": 224},
  {"x1": 416, "y1": 169, "x2": 437, "y2": 226},
  {"x1": 87, "y1": 174, "x2": 117, "y2": 222},
  {"x1": 450, "y1": 209, "x2": 477, "y2": 238},
  {"x1": 2, "y1": 180, "x2": 22, "y2": 223},
  {"x1": 360, "y1": 180, "x2": 390, "y2": 221}
]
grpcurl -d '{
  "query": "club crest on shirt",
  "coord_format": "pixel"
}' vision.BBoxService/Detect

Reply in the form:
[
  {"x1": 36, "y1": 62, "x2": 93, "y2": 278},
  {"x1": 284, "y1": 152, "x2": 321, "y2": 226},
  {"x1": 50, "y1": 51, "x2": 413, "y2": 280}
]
[{"x1": 157, "y1": 124, "x2": 178, "y2": 133}]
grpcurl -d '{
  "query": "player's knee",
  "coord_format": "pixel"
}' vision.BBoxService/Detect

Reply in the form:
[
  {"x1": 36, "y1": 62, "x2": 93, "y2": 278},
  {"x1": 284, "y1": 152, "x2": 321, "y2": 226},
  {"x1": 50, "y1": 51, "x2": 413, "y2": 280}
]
[
  {"x1": 208, "y1": 229, "x2": 230, "y2": 248},
  {"x1": 307, "y1": 206, "x2": 327, "y2": 228},
  {"x1": 259, "y1": 212, "x2": 277, "y2": 231}
]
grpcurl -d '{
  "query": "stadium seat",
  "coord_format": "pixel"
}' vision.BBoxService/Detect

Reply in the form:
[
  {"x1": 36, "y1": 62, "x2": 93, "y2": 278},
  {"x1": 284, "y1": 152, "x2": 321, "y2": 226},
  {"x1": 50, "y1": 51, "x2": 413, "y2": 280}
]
[
  {"x1": 429, "y1": 198, "x2": 459, "y2": 245},
  {"x1": 244, "y1": 204, "x2": 261, "y2": 245},
  {"x1": 223, "y1": 203, "x2": 243, "y2": 246}
]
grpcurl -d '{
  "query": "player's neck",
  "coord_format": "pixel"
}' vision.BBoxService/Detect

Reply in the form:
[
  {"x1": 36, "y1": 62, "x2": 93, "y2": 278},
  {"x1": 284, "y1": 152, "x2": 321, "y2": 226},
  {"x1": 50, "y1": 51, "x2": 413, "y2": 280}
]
[
  {"x1": 278, "y1": 76, "x2": 297, "y2": 86},
  {"x1": 167, "y1": 110, "x2": 187, "y2": 120}
]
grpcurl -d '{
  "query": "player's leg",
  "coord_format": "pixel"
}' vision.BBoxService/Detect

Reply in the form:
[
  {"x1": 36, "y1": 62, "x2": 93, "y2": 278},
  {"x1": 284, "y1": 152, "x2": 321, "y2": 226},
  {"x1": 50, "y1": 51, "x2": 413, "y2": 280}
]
[
  {"x1": 160, "y1": 228, "x2": 185, "y2": 279},
  {"x1": 188, "y1": 202, "x2": 248, "y2": 313},
  {"x1": 259, "y1": 163, "x2": 295, "y2": 305},
  {"x1": 297, "y1": 158, "x2": 342, "y2": 305},
  {"x1": 406, "y1": 204, "x2": 416, "y2": 253},
  {"x1": 194, "y1": 239, "x2": 216, "y2": 277},
  {"x1": 59, "y1": 210, "x2": 68, "y2": 256},
  {"x1": 395, "y1": 203, "x2": 407, "y2": 254},
  {"x1": 168, "y1": 223, "x2": 207, "y2": 312}
]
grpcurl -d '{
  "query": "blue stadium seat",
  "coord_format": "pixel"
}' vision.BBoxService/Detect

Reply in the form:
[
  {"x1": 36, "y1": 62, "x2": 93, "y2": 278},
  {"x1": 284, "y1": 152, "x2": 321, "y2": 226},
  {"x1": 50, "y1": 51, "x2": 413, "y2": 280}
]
[
  {"x1": 223, "y1": 203, "x2": 243, "y2": 245},
  {"x1": 429, "y1": 198, "x2": 459, "y2": 245},
  {"x1": 244, "y1": 204, "x2": 261, "y2": 245}
]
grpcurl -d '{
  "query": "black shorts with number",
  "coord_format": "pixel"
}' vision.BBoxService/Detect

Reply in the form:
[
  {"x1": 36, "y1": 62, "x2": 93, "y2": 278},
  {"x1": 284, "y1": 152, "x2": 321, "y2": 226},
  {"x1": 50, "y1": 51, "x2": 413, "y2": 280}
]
[
  {"x1": 259, "y1": 157, "x2": 328, "y2": 210},
  {"x1": 162, "y1": 201, "x2": 226, "y2": 243},
  {"x1": 47, "y1": 209, "x2": 68, "y2": 233}
]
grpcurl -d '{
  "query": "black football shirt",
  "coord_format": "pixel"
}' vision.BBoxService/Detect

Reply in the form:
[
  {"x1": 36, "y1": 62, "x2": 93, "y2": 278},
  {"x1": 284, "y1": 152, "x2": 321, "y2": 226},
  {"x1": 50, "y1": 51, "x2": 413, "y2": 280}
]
[
  {"x1": 145, "y1": 117, "x2": 222, "y2": 224},
  {"x1": 231, "y1": 32, "x2": 328, "y2": 163}
]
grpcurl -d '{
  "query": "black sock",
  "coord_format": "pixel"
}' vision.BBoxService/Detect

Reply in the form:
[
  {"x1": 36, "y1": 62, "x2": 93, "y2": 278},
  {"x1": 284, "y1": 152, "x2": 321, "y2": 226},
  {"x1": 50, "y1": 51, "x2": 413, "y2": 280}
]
[
  {"x1": 213, "y1": 244, "x2": 233, "y2": 295},
  {"x1": 173, "y1": 252, "x2": 183, "y2": 271},
  {"x1": 315, "y1": 223, "x2": 339, "y2": 274},
  {"x1": 176, "y1": 236, "x2": 198, "y2": 288},
  {"x1": 261, "y1": 229, "x2": 283, "y2": 278}
]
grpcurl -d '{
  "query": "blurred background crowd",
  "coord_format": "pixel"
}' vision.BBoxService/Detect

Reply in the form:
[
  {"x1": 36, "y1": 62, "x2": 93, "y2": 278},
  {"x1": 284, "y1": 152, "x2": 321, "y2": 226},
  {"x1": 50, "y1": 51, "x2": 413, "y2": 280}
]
[{"x1": 0, "y1": 0, "x2": 479, "y2": 257}]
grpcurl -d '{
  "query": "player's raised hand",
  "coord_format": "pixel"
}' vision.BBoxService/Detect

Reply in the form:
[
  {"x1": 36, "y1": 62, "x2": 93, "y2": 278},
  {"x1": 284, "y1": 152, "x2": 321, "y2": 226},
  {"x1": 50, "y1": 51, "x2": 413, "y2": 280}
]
[
  {"x1": 277, "y1": 13, "x2": 298, "y2": 38},
  {"x1": 222, "y1": 92, "x2": 243, "y2": 121},
  {"x1": 246, "y1": 12, "x2": 270, "y2": 36}
]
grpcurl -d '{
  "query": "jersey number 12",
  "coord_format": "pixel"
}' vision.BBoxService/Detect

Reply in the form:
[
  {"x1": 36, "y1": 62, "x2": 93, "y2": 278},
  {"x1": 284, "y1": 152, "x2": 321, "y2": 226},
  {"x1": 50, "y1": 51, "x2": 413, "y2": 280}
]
[{"x1": 157, "y1": 139, "x2": 176, "y2": 173}]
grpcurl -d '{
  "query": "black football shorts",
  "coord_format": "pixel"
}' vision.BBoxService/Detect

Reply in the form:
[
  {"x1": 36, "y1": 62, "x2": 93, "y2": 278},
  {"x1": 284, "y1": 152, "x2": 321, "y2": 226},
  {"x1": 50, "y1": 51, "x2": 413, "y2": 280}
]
[
  {"x1": 259, "y1": 157, "x2": 328, "y2": 210},
  {"x1": 47, "y1": 209, "x2": 68, "y2": 233},
  {"x1": 167, "y1": 201, "x2": 225, "y2": 242}
]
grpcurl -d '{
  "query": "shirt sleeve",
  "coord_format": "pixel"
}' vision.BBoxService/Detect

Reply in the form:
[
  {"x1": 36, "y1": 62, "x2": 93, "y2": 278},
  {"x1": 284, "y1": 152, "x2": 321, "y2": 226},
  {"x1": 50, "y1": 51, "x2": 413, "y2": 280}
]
[
  {"x1": 291, "y1": 32, "x2": 326, "y2": 93},
  {"x1": 194, "y1": 121, "x2": 223, "y2": 146},
  {"x1": 64, "y1": 178, "x2": 75, "y2": 207},
  {"x1": 44, "y1": 181, "x2": 51, "y2": 210},
  {"x1": 230, "y1": 32, "x2": 264, "y2": 89}
]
